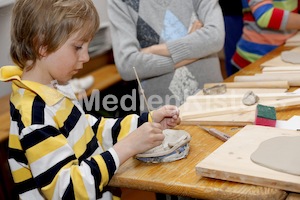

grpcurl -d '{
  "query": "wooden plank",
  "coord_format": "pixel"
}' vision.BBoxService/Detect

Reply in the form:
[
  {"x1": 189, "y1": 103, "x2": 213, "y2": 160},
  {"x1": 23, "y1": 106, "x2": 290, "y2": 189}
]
[
  {"x1": 196, "y1": 88, "x2": 287, "y2": 95},
  {"x1": 196, "y1": 125, "x2": 300, "y2": 193},
  {"x1": 179, "y1": 110, "x2": 255, "y2": 126},
  {"x1": 284, "y1": 31, "x2": 300, "y2": 46},
  {"x1": 180, "y1": 88, "x2": 288, "y2": 126},
  {"x1": 234, "y1": 74, "x2": 300, "y2": 87},
  {"x1": 181, "y1": 97, "x2": 300, "y2": 120},
  {"x1": 0, "y1": 113, "x2": 10, "y2": 143},
  {"x1": 0, "y1": 95, "x2": 10, "y2": 117},
  {"x1": 262, "y1": 71, "x2": 300, "y2": 74},
  {"x1": 0, "y1": 95, "x2": 10, "y2": 143},
  {"x1": 187, "y1": 92, "x2": 300, "y2": 103},
  {"x1": 260, "y1": 46, "x2": 300, "y2": 67},
  {"x1": 262, "y1": 66, "x2": 300, "y2": 72},
  {"x1": 204, "y1": 81, "x2": 289, "y2": 89}
]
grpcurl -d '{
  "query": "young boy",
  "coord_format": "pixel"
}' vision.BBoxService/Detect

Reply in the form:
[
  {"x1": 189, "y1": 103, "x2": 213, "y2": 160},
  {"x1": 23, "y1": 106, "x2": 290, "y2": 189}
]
[{"x1": 0, "y1": 0, "x2": 180, "y2": 199}]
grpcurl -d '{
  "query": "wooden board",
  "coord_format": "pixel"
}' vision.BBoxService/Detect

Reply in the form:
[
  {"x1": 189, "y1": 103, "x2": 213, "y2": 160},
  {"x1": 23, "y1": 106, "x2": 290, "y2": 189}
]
[
  {"x1": 261, "y1": 46, "x2": 300, "y2": 67},
  {"x1": 196, "y1": 125, "x2": 300, "y2": 193},
  {"x1": 285, "y1": 31, "x2": 300, "y2": 46},
  {"x1": 179, "y1": 88, "x2": 287, "y2": 126}
]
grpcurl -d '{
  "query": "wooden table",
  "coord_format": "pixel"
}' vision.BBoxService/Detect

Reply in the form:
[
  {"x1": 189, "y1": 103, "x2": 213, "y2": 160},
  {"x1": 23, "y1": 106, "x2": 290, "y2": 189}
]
[{"x1": 108, "y1": 45, "x2": 300, "y2": 199}]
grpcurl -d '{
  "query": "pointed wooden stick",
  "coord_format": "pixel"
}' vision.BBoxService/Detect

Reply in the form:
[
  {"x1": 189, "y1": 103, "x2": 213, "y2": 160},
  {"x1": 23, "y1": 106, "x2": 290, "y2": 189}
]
[{"x1": 133, "y1": 67, "x2": 153, "y2": 120}]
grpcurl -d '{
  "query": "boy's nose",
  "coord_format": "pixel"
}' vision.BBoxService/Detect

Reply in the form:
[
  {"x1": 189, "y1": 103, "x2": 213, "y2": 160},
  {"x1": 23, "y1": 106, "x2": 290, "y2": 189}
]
[{"x1": 80, "y1": 50, "x2": 90, "y2": 63}]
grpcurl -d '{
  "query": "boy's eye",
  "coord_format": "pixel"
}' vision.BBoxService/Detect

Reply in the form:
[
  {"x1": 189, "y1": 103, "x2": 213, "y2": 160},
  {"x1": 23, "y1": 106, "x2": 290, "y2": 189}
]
[{"x1": 75, "y1": 46, "x2": 82, "y2": 50}]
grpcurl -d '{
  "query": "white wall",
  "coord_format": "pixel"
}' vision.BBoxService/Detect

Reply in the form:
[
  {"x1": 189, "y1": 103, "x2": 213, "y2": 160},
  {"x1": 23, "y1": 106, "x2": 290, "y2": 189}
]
[
  {"x1": 0, "y1": 0, "x2": 109, "y2": 98},
  {"x1": 93, "y1": 0, "x2": 109, "y2": 28},
  {"x1": 0, "y1": 4, "x2": 14, "y2": 97}
]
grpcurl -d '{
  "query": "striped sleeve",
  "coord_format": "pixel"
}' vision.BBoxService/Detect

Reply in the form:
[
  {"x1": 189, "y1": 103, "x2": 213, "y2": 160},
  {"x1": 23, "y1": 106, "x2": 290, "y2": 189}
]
[
  {"x1": 12, "y1": 123, "x2": 117, "y2": 199},
  {"x1": 92, "y1": 112, "x2": 150, "y2": 150},
  {"x1": 248, "y1": 0, "x2": 294, "y2": 30},
  {"x1": 9, "y1": 97, "x2": 118, "y2": 199}
]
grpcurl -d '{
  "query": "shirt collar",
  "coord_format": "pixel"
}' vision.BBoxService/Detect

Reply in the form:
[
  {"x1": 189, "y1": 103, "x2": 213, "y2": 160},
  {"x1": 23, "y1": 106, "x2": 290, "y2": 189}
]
[{"x1": 0, "y1": 65, "x2": 71, "y2": 106}]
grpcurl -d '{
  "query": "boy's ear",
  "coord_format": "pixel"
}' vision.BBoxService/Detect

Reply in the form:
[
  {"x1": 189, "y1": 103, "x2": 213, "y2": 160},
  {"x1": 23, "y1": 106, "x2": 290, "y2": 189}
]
[
  {"x1": 39, "y1": 45, "x2": 48, "y2": 57},
  {"x1": 34, "y1": 34, "x2": 47, "y2": 57}
]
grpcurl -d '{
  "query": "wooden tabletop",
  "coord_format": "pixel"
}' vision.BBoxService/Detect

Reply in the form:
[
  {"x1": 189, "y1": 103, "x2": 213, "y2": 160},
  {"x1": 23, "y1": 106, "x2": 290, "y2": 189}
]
[
  {"x1": 108, "y1": 45, "x2": 300, "y2": 199},
  {"x1": 0, "y1": 94, "x2": 10, "y2": 142},
  {"x1": 225, "y1": 45, "x2": 295, "y2": 82}
]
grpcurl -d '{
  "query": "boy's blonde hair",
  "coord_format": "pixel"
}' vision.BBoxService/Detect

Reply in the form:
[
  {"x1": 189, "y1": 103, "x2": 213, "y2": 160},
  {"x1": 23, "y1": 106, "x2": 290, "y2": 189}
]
[{"x1": 10, "y1": 0, "x2": 100, "y2": 69}]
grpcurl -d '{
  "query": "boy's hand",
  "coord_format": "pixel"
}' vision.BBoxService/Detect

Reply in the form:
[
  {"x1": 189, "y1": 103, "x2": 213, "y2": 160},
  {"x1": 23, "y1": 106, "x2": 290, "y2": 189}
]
[
  {"x1": 152, "y1": 105, "x2": 181, "y2": 129},
  {"x1": 113, "y1": 105, "x2": 180, "y2": 164},
  {"x1": 130, "y1": 122, "x2": 165, "y2": 153},
  {"x1": 113, "y1": 122, "x2": 165, "y2": 164}
]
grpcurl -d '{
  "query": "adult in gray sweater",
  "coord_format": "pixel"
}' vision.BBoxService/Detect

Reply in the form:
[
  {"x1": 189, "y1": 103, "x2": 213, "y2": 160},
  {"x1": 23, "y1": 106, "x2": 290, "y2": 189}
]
[{"x1": 108, "y1": 0, "x2": 225, "y2": 112}]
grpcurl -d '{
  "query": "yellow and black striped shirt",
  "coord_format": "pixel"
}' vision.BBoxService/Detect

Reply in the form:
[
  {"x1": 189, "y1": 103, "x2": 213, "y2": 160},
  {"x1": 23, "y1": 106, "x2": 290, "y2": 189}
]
[{"x1": 0, "y1": 65, "x2": 149, "y2": 199}]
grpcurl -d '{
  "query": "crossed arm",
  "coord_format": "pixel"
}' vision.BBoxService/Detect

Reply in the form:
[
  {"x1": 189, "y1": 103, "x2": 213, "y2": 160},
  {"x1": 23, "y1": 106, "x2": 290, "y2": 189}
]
[{"x1": 140, "y1": 20, "x2": 204, "y2": 69}]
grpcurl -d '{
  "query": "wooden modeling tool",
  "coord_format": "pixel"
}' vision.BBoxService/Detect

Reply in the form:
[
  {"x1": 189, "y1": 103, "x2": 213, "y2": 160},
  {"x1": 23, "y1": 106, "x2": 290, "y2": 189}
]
[
  {"x1": 132, "y1": 67, "x2": 153, "y2": 119},
  {"x1": 197, "y1": 125, "x2": 230, "y2": 142}
]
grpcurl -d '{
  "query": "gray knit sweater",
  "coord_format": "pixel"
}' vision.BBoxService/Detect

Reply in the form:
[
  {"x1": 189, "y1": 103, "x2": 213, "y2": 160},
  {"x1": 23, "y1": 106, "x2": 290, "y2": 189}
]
[{"x1": 108, "y1": 0, "x2": 225, "y2": 111}]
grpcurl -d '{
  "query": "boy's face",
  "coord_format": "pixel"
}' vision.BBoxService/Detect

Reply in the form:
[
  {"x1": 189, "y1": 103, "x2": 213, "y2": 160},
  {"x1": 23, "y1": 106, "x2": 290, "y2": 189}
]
[{"x1": 40, "y1": 32, "x2": 90, "y2": 85}]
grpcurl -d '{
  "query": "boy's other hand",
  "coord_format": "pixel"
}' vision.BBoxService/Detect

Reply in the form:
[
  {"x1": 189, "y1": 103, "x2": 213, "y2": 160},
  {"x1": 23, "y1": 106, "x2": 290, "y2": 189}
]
[{"x1": 152, "y1": 105, "x2": 181, "y2": 129}]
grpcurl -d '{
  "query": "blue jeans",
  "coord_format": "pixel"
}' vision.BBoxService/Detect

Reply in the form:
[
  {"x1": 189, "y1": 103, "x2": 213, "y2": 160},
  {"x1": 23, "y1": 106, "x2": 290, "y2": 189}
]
[{"x1": 223, "y1": 15, "x2": 243, "y2": 76}]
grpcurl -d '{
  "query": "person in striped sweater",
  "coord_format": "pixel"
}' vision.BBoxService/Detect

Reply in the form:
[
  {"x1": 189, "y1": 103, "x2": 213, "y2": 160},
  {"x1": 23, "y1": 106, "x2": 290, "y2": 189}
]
[
  {"x1": 0, "y1": 0, "x2": 181, "y2": 199},
  {"x1": 232, "y1": 0, "x2": 300, "y2": 69}
]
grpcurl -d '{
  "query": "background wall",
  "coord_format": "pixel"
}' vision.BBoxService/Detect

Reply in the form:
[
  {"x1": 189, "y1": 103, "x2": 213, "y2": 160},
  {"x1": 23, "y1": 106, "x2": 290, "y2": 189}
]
[
  {"x1": 0, "y1": 4, "x2": 14, "y2": 97},
  {"x1": 94, "y1": 0, "x2": 109, "y2": 28},
  {"x1": 0, "y1": 0, "x2": 109, "y2": 97}
]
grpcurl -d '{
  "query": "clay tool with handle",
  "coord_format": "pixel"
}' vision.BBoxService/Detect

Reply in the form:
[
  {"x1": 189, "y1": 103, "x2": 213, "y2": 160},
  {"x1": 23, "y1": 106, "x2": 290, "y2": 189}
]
[
  {"x1": 197, "y1": 125, "x2": 231, "y2": 142},
  {"x1": 132, "y1": 67, "x2": 153, "y2": 119}
]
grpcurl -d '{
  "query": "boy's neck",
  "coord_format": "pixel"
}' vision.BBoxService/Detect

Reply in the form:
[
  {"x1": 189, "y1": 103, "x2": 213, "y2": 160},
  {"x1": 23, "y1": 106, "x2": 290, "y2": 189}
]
[{"x1": 21, "y1": 66, "x2": 53, "y2": 85}]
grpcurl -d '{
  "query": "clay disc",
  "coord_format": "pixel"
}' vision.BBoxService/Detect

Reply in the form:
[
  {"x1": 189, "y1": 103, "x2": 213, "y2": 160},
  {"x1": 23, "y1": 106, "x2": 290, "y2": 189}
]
[
  {"x1": 281, "y1": 51, "x2": 300, "y2": 64},
  {"x1": 250, "y1": 136, "x2": 300, "y2": 176}
]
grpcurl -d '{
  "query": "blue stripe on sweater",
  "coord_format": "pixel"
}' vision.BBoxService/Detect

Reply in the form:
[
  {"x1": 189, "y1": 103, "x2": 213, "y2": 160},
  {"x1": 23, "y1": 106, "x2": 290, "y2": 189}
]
[
  {"x1": 112, "y1": 118, "x2": 123, "y2": 144},
  {"x1": 21, "y1": 125, "x2": 61, "y2": 150},
  {"x1": 10, "y1": 102, "x2": 25, "y2": 133},
  {"x1": 138, "y1": 112, "x2": 148, "y2": 127},
  {"x1": 238, "y1": 37, "x2": 277, "y2": 56},
  {"x1": 8, "y1": 147, "x2": 28, "y2": 164},
  {"x1": 92, "y1": 116, "x2": 102, "y2": 135},
  {"x1": 78, "y1": 135, "x2": 100, "y2": 163},
  {"x1": 102, "y1": 151, "x2": 117, "y2": 179},
  {"x1": 14, "y1": 177, "x2": 37, "y2": 195},
  {"x1": 60, "y1": 106, "x2": 81, "y2": 138},
  {"x1": 85, "y1": 158, "x2": 102, "y2": 198},
  {"x1": 253, "y1": 4, "x2": 273, "y2": 19},
  {"x1": 35, "y1": 155, "x2": 76, "y2": 188},
  {"x1": 62, "y1": 179, "x2": 75, "y2": 200},
  {"x1": 32, "y1": 96, "x2": 45, "y2": 124}
]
